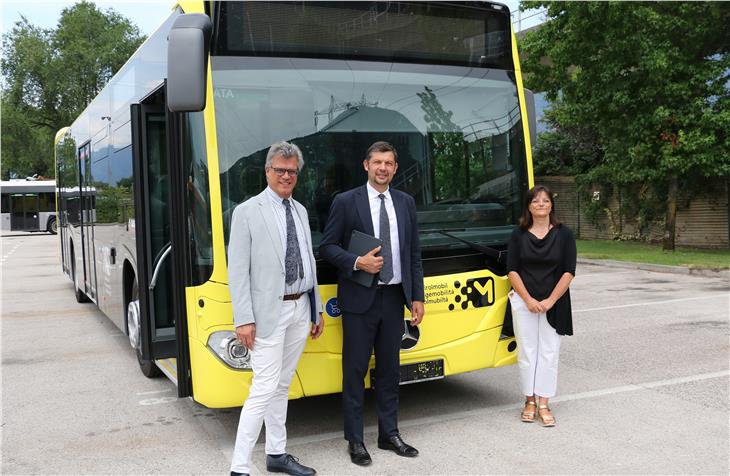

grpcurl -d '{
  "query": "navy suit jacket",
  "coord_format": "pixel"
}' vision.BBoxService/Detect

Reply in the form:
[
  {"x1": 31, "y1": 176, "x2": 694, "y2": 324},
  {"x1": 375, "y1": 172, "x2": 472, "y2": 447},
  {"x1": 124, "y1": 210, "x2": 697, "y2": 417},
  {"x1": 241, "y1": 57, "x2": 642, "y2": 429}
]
[{"x1": 320, "y1": 184, "x2": 425, "y2": 314}]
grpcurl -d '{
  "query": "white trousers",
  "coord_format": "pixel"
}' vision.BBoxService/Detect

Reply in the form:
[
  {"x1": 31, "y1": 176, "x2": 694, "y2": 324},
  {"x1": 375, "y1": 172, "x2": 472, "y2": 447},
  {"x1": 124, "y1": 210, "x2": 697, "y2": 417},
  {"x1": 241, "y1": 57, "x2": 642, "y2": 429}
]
[
  {"x1": 509, "y1": 291, "x2": 562, "y2": 398},
  {"x1": 230, "y1": 295, "x2": 311, "y2": 474}
]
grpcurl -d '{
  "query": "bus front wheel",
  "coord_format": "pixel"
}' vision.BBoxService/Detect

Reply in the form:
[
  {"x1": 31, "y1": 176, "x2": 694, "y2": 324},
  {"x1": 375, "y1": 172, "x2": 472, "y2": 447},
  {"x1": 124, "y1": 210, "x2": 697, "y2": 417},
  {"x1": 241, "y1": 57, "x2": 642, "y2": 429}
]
[
  {"x1": 47, "y1": 217, "x2": 57, "y2": 234},
  {"x1": 127, "y1": 278, "x2": 161, "y2": 378}
]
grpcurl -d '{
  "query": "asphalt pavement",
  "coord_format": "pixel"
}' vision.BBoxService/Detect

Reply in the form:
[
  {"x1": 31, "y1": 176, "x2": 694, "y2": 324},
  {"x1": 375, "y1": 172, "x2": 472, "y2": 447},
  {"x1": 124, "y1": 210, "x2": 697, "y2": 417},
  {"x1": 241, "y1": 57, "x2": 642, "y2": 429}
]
[{"x1": 2, "y1": 232, "x2": 728, "y2": 475}]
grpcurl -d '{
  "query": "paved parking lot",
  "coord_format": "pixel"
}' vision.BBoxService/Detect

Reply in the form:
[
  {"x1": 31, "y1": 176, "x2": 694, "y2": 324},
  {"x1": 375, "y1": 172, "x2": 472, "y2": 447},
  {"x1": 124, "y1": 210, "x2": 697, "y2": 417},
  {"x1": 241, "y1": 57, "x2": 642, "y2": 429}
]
[{"x1": 2, "y1": 233, "x2": 729, "y2": 475}]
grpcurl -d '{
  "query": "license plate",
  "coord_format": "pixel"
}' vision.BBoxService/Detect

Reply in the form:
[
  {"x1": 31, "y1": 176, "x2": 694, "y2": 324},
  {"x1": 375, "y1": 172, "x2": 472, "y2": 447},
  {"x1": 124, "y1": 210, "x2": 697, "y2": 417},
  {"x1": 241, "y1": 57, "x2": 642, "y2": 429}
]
[{"x1": 370, "y1": 359, "x2": 444, "y2": 387}]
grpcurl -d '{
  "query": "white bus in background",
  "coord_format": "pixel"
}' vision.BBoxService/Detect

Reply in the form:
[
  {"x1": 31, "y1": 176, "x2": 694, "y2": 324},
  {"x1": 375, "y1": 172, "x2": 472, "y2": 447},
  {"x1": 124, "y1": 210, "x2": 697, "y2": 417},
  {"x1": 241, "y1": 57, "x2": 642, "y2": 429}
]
[{"x1": 0, "y1": 180, "x2": 58, "y2": 234}]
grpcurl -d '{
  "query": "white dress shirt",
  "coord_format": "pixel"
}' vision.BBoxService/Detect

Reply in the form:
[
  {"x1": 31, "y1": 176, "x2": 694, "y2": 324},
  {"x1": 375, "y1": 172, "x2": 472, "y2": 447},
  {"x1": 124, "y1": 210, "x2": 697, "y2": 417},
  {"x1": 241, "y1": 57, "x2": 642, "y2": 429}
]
[
  {"x1": 366, "y1": 182, "x2": 402, "y2": 285},
  {"x1": 264, "y1": 187, "x2": 314, "y2": 295}
]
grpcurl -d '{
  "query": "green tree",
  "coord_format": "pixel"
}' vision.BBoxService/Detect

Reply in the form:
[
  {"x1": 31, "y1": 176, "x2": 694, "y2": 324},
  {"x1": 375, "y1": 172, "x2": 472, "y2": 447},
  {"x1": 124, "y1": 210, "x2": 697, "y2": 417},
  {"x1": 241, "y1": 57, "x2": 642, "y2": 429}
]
[
  {"x1": 1, "y1": 1, "x2": 145, "y2": 179},
  {"x1": 532, "y1": 103, "x2": 603, "y2": 177},
  {"x1": 520, "y1": 1, "x2": 730, "y2": 250}
]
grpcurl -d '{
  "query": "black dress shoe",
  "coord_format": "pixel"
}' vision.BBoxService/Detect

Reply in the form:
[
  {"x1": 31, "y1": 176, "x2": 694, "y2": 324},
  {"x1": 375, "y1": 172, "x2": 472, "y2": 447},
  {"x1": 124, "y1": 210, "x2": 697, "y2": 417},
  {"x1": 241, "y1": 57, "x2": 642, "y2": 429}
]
[
  {"x1": 377, "y1": 434, "x2": 419, "y2": 457},
  {"x1": 348, "y1": 441, "x2": 372, "y2": 466},
  {"x1": 230, "y1": 472, "x2": 249, "y2": 476},
  {"x1": 266, "y1": 453, "x2": 316, "y2": 476}
]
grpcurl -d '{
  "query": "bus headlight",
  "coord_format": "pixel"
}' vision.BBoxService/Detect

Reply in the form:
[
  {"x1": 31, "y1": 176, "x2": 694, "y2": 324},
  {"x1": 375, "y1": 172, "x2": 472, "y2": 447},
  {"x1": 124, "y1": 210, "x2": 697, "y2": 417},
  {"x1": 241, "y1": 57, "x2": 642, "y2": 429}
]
[{"x1": 206, "y1": 331, "x2": 252, "y2": 370}]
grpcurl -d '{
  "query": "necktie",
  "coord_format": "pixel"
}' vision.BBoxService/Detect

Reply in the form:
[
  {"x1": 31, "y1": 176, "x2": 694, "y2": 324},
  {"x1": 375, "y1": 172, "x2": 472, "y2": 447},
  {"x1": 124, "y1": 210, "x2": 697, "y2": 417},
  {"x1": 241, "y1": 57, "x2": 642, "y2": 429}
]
[
  {"x1": 282, "y1": 199, "x2": 304, "y2": 285},
  {"x1": 378, "y1": 194, "x2": 393, "y2": 284}
]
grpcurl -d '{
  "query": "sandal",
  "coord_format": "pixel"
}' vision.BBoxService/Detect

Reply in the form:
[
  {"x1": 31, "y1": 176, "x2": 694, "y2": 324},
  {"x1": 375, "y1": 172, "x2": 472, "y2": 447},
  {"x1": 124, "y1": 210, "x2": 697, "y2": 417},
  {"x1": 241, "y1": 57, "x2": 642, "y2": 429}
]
[
  {"x1": 538, "y1": 405, "x2": 555, "y2": 427},
  {"x1": 521, "y1": 399, "x2": 536, "y2": 423}
]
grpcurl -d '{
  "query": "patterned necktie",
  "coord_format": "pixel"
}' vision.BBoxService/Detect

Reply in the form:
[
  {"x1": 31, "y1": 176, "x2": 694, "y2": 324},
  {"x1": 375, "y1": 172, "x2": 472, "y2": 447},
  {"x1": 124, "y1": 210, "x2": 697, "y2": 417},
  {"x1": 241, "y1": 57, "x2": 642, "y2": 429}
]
[
  {"x1": 282, "y1": 199, "x2": 304, "y2": 285},
  {"x1": 378, "y1": 194, "x2": 393, "y2": 284}
]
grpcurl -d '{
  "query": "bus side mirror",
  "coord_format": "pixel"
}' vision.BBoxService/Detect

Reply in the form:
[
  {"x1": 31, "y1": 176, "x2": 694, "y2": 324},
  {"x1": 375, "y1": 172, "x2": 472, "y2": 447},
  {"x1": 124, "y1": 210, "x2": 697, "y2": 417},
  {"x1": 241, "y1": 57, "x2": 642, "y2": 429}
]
[
  {"x1": 523, "y1": 89, "x2": 537, "y2": 150},
  {"x1": 167, "y1": 14, "x2": 212, "y2": 112}
]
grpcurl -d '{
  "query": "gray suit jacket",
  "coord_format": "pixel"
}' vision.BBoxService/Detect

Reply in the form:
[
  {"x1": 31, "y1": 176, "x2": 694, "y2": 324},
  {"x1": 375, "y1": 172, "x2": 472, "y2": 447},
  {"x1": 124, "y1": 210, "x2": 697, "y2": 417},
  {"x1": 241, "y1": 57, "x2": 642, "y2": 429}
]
[{"x1": 227, "y1": 189, "x2": 323, "y2": 338}]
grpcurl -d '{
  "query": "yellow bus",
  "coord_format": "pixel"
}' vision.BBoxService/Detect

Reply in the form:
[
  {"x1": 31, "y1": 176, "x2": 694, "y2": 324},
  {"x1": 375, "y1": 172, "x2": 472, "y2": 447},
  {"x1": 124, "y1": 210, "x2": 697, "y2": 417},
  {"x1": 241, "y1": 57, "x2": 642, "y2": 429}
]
[{"x1": 55, "y1": 1, "x2": 535, "y2": 408}]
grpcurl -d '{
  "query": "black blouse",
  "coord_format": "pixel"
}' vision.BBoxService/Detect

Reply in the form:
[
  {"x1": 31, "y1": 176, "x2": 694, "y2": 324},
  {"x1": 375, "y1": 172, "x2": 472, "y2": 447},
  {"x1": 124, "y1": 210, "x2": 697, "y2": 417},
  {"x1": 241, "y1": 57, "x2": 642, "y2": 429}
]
[{"x1": 507, "y1": 225, "x2": 577, "y2": 335}]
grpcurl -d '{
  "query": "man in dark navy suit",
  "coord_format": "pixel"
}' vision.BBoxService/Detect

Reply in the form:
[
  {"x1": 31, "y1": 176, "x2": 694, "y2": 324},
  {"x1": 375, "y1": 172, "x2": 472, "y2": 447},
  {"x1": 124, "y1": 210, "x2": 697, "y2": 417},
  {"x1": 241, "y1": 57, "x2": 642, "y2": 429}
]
[{"x1": 320, "y1": 141, "x2": 425, "y2": 466}]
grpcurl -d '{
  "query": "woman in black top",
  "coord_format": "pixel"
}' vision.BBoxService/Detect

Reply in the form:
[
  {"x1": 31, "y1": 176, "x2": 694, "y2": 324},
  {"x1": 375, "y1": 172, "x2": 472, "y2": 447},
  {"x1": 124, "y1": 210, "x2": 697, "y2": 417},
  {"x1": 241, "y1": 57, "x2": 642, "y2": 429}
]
[{"x1": 507, "y1": 185, "x2": 576, "y2": 427}]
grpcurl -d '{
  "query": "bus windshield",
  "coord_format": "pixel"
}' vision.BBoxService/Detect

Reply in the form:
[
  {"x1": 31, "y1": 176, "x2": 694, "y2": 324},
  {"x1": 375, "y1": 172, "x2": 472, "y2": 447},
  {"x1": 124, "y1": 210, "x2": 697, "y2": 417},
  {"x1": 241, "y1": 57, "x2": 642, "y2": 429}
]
[{"x1": 213, "y1": 58, "x2": 528, "y2": 253}]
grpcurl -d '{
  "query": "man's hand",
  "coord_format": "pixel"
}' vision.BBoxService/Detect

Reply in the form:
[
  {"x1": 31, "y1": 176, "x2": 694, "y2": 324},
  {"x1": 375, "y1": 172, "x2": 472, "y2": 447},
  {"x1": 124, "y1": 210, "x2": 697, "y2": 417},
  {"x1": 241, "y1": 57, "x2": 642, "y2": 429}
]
[
  {"x1": 235, "y1": 323, "x2": 256, "y2": 350},
  {"x1": 356, "y1": 246, "x2": 383, "y2": 274},
  {"x1": 410, "y1": 300, "x2": 425, "y2": 326},
  {"x1": 311, "y1": 313, "x2": 325, "y2": 339}
]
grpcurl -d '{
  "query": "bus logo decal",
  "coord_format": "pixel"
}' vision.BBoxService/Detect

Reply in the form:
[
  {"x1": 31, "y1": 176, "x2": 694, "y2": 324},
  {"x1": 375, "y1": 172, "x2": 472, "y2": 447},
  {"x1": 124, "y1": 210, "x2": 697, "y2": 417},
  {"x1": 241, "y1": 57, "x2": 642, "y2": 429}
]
[
  {"x1": 449, "y1": 277, "x2": 495, "y2": 311},
  {"x1": 325, "y1": 298, "x2": 341, "y2": 318}
]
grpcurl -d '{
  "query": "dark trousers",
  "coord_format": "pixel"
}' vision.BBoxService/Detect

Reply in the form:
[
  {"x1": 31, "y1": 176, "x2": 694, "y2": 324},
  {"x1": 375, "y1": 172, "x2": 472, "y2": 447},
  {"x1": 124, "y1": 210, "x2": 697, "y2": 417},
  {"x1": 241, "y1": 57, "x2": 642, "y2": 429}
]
[{"x1": 342, "y1": 285, "x2": 405, "y2": 443}]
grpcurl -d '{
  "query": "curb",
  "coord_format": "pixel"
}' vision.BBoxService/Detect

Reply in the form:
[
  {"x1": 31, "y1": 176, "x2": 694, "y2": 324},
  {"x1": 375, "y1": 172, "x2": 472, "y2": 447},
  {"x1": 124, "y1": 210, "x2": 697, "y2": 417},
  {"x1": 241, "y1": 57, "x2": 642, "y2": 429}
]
[{"x1": 577, "y1": 258, "x2": 730, "y2": 280}]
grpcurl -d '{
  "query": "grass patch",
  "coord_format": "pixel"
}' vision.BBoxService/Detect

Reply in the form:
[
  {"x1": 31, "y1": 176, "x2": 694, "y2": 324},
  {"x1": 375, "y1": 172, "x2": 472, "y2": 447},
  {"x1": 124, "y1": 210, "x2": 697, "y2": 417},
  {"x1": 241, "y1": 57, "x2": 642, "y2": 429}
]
[{"x1": 577, "y1": 239, "x2": 730, "y2": 269}]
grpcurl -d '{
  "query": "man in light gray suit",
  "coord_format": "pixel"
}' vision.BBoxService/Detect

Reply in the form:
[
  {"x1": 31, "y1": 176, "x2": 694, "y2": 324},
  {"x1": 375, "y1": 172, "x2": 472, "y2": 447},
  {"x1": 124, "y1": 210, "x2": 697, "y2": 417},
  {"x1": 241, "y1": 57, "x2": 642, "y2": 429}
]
[{"x1": 228, "y1": 141, "x2": 324, "y2": 476}]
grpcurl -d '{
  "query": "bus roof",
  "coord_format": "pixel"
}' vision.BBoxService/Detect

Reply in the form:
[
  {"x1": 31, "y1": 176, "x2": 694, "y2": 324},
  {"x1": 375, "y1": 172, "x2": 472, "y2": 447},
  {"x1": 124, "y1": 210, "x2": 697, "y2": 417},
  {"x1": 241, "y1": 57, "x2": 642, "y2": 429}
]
[{"x1": 1, "y1": 180, "x2": 56, "y2": 194}]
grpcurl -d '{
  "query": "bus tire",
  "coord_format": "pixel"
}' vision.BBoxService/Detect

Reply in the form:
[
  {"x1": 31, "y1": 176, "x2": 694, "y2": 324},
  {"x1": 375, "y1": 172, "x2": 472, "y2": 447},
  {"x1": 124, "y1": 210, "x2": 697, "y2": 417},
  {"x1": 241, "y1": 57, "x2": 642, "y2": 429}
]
[
  {"x1": 71, "y1": 246, "x2": 90, "y2": 303},
  {"x1": 47, "y1": 216, "x2": 58, "y2": 234},
  {"x1": 127, "y1": 276, "x2": 161, "y2": 378}
]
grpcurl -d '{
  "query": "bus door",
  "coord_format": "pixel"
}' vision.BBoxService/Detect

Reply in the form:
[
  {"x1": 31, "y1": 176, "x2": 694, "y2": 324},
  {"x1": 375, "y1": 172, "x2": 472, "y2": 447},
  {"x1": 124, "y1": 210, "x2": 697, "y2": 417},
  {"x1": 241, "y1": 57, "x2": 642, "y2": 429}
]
[
  {"x1": 131, "y1": 97, "x2": 192, "y2": 396},
  {"x1": 78, "y1": 142, "x2": 97, "y2": 300},
  {"x1": 10, "y1": 194, "x2": 39, "y2": 231},
  {"x1": 131, "y1": 102, "x2": 175, "y2": 360}
]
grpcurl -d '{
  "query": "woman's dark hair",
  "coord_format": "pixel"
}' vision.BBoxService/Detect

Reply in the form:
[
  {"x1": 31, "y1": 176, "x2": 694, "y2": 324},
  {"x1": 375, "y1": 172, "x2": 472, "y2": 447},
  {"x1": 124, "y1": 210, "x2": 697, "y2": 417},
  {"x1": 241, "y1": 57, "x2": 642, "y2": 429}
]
[{"x1": 519, "y1": 185, "x2": 561, "y2": 230}]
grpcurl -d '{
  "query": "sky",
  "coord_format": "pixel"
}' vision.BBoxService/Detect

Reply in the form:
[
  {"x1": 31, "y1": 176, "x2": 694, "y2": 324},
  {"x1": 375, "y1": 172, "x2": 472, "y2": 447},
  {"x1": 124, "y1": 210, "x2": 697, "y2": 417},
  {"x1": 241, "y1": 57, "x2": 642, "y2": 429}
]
[
  {"x1": 1, "y1": 0, "x2": 545, "y2": 37},
  {"x1": 1, "y1": 1, "x2": 174, "y2": 36}
]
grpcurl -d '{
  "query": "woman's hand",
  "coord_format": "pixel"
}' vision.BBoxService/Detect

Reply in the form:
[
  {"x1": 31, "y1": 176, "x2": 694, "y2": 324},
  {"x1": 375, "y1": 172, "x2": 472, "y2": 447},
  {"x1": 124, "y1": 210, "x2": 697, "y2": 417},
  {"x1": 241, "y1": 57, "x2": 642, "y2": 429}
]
[
  {"x1": 526, "y1": 297, "x2": 546, "y2": 314},
  {"x1": 539, "y1": 298, "x2": 556, "y2": 312}
]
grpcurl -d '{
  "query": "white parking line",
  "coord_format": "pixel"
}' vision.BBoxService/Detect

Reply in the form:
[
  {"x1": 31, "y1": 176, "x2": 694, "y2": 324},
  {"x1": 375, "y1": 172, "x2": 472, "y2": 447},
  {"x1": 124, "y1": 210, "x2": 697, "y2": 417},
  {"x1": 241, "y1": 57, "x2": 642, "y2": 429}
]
[
  {"x1": 136, "y1": 389, "x2": 175, "y2": 396},
  {"x1": 273, "y1": 370, "x2": 729, "y2": 448},
  {"x1": 1, "y1": 241, "x2": 25, "y2": 262},
  {"x1": 574, "y1": 294, "x2": 728, "y2": 313},
  {"x1": 138, "y1": 396, "x2": 178, "y2": 406},
  {"x1": 577, "y1": 270, "x2": 635, "y2": 278},
  {"x1": 551, "y1": 370, "x2": 730, "y2": 402}
]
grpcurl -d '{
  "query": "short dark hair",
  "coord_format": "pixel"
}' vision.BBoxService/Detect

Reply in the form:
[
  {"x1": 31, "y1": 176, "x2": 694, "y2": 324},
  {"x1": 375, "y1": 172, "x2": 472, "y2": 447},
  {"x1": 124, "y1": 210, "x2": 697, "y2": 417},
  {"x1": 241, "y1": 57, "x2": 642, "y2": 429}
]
[
  {"x1": 519, "y1": 184, "x2": 561, "y2": 230},
  {"x1": 366, "y1": 141, "x2": 398, "y2": 161}
]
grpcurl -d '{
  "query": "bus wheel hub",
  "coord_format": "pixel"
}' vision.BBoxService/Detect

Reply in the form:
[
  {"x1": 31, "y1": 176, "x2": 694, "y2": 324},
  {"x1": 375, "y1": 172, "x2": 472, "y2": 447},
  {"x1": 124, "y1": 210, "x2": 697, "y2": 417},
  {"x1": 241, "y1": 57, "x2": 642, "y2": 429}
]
[{"x1": 127, "y1": 300, "x2": 141, "y2": 350}]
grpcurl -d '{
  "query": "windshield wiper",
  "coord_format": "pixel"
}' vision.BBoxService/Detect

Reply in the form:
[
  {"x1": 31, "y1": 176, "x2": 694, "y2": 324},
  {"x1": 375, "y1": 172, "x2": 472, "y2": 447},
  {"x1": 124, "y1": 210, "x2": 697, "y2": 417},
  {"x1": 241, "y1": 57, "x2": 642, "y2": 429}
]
[{"x1": 420, "y1": 228, "x2": 507, "y2": 264}]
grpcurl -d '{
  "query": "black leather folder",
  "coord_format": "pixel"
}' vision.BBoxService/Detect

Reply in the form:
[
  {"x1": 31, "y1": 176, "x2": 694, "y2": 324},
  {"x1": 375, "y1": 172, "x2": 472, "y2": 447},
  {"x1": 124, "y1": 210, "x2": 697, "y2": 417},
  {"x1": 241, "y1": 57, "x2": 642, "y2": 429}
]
[{"x1": 348, "y1": 230, "x2": 382, "y2": 288}]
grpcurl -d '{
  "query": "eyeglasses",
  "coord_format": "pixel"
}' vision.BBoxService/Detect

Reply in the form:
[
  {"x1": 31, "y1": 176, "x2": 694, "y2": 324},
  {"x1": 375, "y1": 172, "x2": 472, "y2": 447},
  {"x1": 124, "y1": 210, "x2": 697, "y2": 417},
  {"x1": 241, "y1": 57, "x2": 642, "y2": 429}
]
[{"x1": 269, "y1": 167, "x2": 299, "y2": 177}]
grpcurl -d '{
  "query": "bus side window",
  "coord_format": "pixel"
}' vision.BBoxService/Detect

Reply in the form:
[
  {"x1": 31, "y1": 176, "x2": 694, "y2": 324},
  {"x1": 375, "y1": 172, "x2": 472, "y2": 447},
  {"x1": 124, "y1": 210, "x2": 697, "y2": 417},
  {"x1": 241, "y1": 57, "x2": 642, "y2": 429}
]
[{"x1": 39, "y1": 193, "x2": 54, "y2": 212}]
